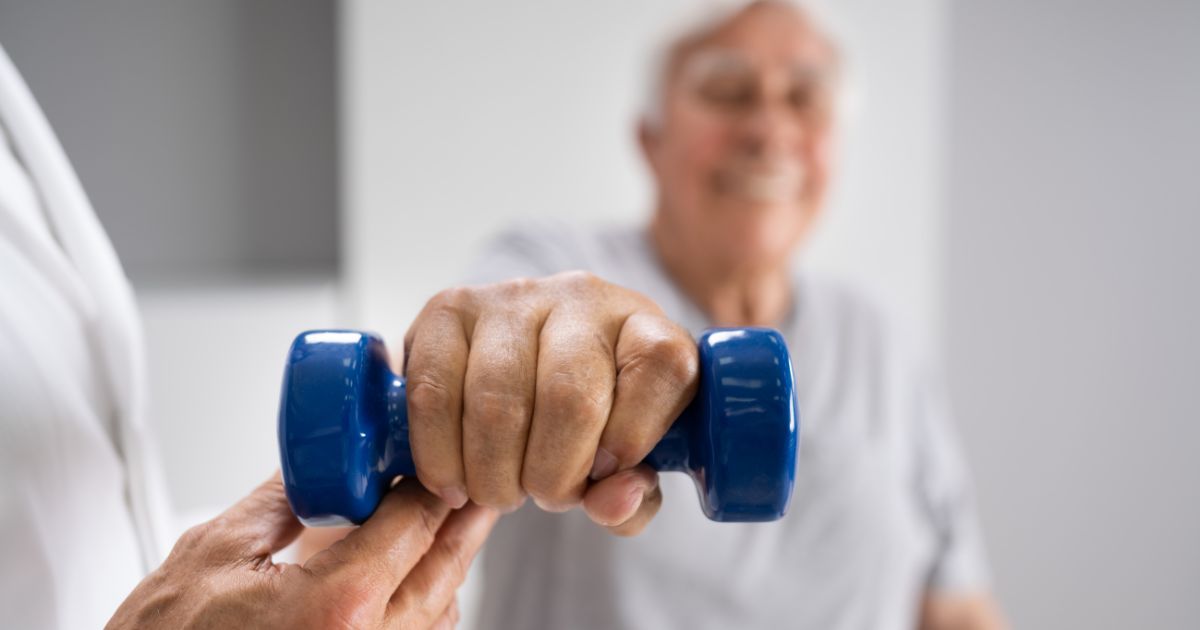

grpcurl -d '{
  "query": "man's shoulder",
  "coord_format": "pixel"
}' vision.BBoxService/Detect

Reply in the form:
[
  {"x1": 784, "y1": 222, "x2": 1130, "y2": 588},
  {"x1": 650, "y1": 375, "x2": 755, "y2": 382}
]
[
  {"x1": 475, "y1": 219, "x2": 645, "y2": 278},
  {"x1": 794, "y1": 273, "x2": 893, "y2": 336},
  {"x1": 489, "y1": 219, "x2": 636, "y2": 249},
  {"x1": 488, "y1": 217, "x2": 582, "y2": 247},
  {"x1": 792, "y1": 272, "x2": 931, "y2": 372}
]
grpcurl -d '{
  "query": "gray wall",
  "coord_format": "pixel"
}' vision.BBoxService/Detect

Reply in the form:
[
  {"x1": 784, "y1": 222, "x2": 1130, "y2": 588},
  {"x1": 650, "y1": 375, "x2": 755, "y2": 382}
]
[
  {"x1": 0, "y1": 0, "x2": 338, "y2": 280},
  {"x1": 947, "y1": 1, "x2": 1200, "y2": 627}
]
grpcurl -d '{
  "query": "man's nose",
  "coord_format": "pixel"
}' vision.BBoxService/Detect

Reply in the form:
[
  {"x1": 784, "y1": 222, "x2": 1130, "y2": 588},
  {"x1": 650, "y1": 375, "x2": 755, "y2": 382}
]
[{"x1": 738, "y1": 100, "x2": 803, "y2": 160}]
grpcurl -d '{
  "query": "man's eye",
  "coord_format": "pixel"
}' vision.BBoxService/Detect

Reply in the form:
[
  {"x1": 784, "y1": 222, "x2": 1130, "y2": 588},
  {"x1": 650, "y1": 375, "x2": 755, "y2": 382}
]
[
  {"x1": 790, "y1": 86, "x2": 814, "y2": 110},
  {"x1": 697, "y1": 79, "x2": 754, "y2": 107},
  {"x1": 791, "y1": 84, "x2": 835, "y2": 120},
  {"x1": 789, "y1": 72, "x2": 833, "y2": 116}
]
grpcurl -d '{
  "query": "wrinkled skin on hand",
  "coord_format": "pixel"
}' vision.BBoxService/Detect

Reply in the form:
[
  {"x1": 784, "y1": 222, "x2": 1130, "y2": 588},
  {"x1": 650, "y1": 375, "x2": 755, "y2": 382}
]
[
  {"x1": 106, "y1": 475, "x2": 496, "y2": 630},
  {"x1": 403, "y1": 271, "x2": 700, "y2": 536}
]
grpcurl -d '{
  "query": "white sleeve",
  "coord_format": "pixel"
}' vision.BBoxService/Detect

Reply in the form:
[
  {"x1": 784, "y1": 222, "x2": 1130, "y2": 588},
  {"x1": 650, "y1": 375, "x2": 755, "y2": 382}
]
[{"x1": 912, "y1": 360, "x2": 993, "y2": 593}]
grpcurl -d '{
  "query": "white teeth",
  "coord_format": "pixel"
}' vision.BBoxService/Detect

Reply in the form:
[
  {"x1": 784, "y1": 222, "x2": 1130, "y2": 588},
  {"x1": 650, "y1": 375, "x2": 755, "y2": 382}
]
[
  {"x1": 743, "y1": 175, "x2": 794, "y2": 201},
  {"x1": 725, "y1": 167, "x2": 805, "y2": 202}
]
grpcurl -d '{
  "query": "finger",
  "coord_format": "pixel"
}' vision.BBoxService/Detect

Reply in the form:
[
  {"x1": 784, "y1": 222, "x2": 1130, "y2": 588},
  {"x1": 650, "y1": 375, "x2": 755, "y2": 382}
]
[
  {"x1": 522, "y1": 308, "x2": 619, "y2": 511},
  {"x1": 590, "y1": 312, "x2": 698, "y2": 480},
  {"x1": 186, "y1": 471, "x2": 303, "y2": 563},
  {"x1": 306, "y1": 478, "x2": 451, "y2": 592},
  {"x1": 387, "y1": 503, "x2": 499, "y2": 628},
  {"x1": 582, "y1": 464, "x2": 662, "y2": 535},
  {"x1": 405, "y1": 295, "x2": 473, "y2": 508},
  {"x1": 294, "y1": 526, "x2": 352, "y2": 563},
  {"x1": 425, "y1": 597, "x2": 459, "y2": 630},
  {"x1": 462, "y1": 308, "x2": 540, "y2": 510}
]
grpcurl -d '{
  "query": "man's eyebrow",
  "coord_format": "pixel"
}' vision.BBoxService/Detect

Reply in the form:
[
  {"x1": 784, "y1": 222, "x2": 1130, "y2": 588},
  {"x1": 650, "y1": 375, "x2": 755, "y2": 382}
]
[
  {"x1": 679, "y1": 48, "x2": 753, "y2": 82},
  {"x1": 680, "y1": 48, "x2": 835, "y2": 81}
]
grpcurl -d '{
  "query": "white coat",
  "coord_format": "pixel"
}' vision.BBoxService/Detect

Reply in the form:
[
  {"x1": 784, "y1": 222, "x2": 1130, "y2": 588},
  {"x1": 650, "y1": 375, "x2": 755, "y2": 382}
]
[{"x1": 0, "y1": 44, "x2": 172, "y2": 628}]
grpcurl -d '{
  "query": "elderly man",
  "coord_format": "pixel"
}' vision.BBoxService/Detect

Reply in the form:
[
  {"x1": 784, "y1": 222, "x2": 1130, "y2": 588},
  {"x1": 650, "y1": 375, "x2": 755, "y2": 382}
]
[{"x1": 395, "y1": 1, "x2": 1006, "y2": 629}]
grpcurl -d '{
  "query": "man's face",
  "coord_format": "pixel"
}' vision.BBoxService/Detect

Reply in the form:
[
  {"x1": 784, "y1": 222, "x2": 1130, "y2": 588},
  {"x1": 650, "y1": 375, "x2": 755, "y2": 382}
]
[{"x1": 643, "y1": 2, "x2": 838, "y2": 272}]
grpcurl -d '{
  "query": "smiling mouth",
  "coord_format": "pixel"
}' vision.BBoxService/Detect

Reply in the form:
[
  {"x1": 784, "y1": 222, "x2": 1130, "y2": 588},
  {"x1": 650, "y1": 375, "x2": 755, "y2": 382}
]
[{"x1": 715, "y1": 163, "x2": 806, "y2": 204}]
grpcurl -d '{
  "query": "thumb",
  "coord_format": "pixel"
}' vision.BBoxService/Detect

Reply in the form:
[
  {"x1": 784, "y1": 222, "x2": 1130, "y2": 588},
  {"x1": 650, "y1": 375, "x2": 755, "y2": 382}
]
[{"x1": 207, "y1": 471, "x2": 305, "y2": 560}]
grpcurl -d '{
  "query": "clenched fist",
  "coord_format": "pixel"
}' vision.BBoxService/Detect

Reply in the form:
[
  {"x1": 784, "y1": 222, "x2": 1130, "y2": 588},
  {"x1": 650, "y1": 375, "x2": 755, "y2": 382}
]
[{"x1": 404, "y1": 271, "x2": 699, "y2": 535}]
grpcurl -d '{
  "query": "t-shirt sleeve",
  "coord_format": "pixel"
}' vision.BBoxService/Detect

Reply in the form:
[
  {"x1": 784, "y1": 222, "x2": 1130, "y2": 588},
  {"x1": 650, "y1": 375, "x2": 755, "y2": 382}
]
[
  {"x1": 912, "y1": 360, "x2": 993, "y2": 594},
  {"x1": 462, "y1": 221, "x2": 581, "y2": 285}
]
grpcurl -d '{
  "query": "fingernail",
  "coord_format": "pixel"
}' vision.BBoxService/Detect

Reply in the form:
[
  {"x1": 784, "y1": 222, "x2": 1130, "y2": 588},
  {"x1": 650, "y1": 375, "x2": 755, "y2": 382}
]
[
  {"x1": 531, "y1": 495, "x2": 574, "y2": 513},
  {"x1": 500, "y1": 496, "x2": 527, "y2": 514},
  {"x1": 623, "y1": 486, "x2": 646, "y2": 519},
  {"x1": 589, "y1": 448, "x2": 619, "y2": 480},
  {"x1": 600, "y1": 486, "x2": 646, "y2": 527},
  {"x1": 439, "y1": 486, "x2": 469, "y2": 509}
]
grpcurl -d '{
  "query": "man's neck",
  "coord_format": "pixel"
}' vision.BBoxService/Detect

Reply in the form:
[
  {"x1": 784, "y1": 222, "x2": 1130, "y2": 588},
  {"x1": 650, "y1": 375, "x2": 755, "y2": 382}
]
[{"x1": 649, "y1": 216, "x2": 793, "y2": 327}]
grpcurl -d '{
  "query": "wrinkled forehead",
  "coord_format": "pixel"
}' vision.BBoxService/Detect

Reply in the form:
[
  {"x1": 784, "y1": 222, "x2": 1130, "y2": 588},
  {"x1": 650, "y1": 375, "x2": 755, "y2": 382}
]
[{"x1": 666, "y1": 3, "x2": 838, "y2": 88}]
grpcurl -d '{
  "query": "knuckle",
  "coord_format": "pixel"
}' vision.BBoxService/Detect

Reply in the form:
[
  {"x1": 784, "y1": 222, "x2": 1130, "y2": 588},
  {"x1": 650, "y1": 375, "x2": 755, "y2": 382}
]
[
  {"x1": 318, "y1": 586, "x2": 376, "y2": 630},
  {"x1": 539, "y1": 373, "x2": 610, "y2": 421},
  {"x1": 429, "y1": 286, "x2": 471, "y2": 311},
  {"x1": 466, "y1": 388, "x2": 533, "y2": 431},
  {"x1": 633, "y1": 332, "x2": 699, "y2": 392},
  {"x1": 553, "y1": 269, "x2": 604, "y2": 293},
  {"x1": 172, "y1": 519, "x2": 238, "y2": 564},
  {"x1": 495, "y1": 275, "x2": 536, "y2": 295},
  {"x1": 658, "y1": 339, "x2": 700, "y2": 389},
  {"x1": 173, "y1": 522, "x2": 213, "y2": 553},
  {"x1": 479, "y1": 277, "x2": 542, "y2": 312},
  {"x1": 407, "y1": 377, "x2": 455, "y2": 420}
]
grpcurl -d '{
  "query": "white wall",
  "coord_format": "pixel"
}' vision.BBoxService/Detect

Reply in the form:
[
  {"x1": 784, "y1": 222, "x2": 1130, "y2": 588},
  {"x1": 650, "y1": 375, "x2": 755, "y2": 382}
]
[
  {"x1": 947, "y1": 1, "x2": 1200, "y2": 627},
  {"x1": 340, "y1": 0, "x2": 948, "y2": 351},
  {"x1": 138, "y1": 278, "x2": 342, "y2": 519}
]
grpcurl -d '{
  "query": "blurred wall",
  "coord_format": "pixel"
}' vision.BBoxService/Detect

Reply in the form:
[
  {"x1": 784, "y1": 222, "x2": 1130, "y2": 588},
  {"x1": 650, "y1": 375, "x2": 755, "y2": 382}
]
[
  {"x1": 137, "y1": 279, "x2": 340, "y2": 514},
  {"x1": 0, "y1": 0, "x2": 339, "y2": 279},
  {"x1": 947, "y1": 1, "x2": 1200, "y2": 628},
  {"x1": 341, "y1": 0, "x2": 949, "y2": 352}
]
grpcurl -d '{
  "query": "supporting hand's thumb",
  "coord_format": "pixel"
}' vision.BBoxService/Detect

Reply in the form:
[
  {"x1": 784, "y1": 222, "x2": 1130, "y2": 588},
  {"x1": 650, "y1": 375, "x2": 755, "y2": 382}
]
[{"x1": 203, "y1": 471, "x2": 305, "y2": 561}]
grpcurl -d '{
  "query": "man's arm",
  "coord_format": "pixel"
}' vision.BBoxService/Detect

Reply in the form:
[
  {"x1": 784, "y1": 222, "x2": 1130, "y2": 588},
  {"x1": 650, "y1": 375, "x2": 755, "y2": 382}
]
[{"x1": 918, "y1": 591, "x2": 1008, "y2": 630}]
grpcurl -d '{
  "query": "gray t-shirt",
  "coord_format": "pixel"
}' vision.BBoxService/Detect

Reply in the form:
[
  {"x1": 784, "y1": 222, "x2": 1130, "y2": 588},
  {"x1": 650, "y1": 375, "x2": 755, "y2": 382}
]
[{"x1": 464, "y1": 221, "x2": 989, "y2": 630}]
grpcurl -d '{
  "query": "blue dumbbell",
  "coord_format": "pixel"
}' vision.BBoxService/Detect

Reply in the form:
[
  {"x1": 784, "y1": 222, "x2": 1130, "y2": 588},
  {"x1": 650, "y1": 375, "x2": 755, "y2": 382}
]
[{"x1": 278, "y1": 327, "x2": 798, "y2": 525}]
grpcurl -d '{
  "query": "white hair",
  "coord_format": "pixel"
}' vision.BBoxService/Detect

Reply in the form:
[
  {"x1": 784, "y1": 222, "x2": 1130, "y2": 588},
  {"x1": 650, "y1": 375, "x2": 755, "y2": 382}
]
[{"x1": 638, "y1": 0, "x2": 859, "y2": 129}]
